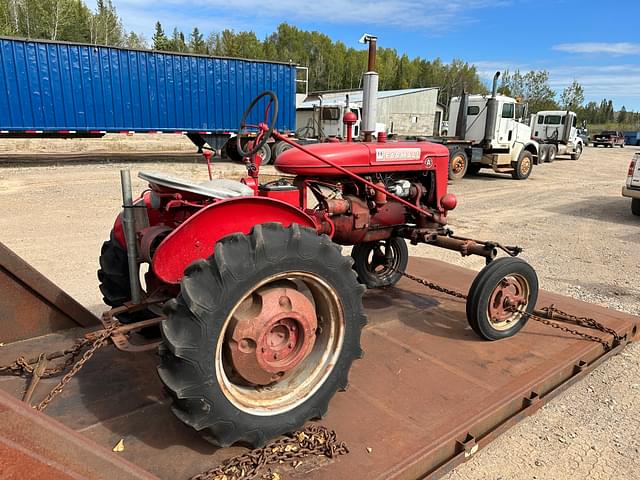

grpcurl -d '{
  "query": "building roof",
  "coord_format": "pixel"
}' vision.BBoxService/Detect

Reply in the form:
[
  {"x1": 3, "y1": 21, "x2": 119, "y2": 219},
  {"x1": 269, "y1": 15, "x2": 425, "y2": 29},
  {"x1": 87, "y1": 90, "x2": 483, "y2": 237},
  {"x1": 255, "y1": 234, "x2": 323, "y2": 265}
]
[{"x1": 298, "y1": 87, "x2": 438, "y2": 109}]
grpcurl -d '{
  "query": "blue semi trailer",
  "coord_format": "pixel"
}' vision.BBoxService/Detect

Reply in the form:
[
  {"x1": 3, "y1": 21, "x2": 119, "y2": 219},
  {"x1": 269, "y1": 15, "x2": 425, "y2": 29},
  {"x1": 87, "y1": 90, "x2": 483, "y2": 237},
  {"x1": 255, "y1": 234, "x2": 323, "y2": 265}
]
[{"x1": 0, "y1": 36, "x2": 297, "y2": 157}]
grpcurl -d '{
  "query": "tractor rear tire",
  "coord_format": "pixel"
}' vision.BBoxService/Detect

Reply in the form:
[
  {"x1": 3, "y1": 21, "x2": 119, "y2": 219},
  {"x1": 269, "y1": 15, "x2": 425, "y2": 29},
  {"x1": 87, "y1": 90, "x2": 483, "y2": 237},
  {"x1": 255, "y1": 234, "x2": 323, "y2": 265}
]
[
  {"x1": 351, "y1": 237, "x2": 408, "y2": 288},
  {"x1": 466, "y1": 257, "x2": 539, "y2": 341},
  {"x1": 158, "y1": 223, "x2": 366, "y2": 448},
  {"x1": 448, "y1": 149, "x2": 468, "y2": 181},
  {"x1": 97, "y1": 232, "x2": 154, "y2": 324},
  {"x1": 511, "y1": 151, "x2": 533, "y2": 180}
]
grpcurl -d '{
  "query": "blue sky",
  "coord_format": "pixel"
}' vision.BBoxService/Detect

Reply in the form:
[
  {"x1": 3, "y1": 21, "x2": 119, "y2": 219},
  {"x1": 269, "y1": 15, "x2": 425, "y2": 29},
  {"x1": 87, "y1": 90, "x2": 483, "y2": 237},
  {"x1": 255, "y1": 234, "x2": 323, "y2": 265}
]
[{"x1": 101, "y1": 0, "x2": 640, "y2": 110}]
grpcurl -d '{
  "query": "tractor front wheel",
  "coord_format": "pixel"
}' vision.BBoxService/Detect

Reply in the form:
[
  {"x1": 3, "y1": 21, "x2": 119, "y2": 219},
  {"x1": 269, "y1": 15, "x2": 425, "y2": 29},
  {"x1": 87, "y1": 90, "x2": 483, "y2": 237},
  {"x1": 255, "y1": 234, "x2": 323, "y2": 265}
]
[
  {"x1": 351, "y1": 237, "x2": 408, "y2": 288},
  {"x1": 466, "y1": 257, "x2": 539, "y2": 340},
  {"x1": 158, "y1": 223, "x2": 366, "y2": 447}
]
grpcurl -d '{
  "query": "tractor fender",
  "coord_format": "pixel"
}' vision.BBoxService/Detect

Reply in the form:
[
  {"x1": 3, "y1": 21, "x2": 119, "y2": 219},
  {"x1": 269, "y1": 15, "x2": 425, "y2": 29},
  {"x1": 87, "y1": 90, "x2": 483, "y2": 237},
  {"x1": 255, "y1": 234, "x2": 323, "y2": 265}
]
[{"x1": 152, "y1": 196, "x2": 317, "y2": 284}]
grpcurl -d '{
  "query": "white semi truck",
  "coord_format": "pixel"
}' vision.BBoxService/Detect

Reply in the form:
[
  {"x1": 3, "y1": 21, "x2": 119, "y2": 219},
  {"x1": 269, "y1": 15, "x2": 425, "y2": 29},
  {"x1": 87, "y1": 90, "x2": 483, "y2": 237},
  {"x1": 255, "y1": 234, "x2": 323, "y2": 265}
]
[
  {"x1": 530, "y1": 110, "x2": 584, "y2": 161},
  {"x1": 435, "y1": 72, "x2": 540, "y2": 180}
]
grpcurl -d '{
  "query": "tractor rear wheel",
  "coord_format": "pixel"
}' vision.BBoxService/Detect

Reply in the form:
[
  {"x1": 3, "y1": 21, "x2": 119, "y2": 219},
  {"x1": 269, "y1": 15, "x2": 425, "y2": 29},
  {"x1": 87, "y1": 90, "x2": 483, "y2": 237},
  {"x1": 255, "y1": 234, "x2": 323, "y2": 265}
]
[
  {"x1": 158, "y1": 223, "x2": 366, "y2": 448},
  {"x1": 466, "y1": 257, "x2": 538, "y2": 340},
  {"x1": 351, "y1": 237, "x2": 408, "y2": 288},
  {"x1": 97, "y1": 231, "x2": 154, "y2": 324},
  {"x1": 547, "y1": 145, "x2": 557, "y2": 162}
]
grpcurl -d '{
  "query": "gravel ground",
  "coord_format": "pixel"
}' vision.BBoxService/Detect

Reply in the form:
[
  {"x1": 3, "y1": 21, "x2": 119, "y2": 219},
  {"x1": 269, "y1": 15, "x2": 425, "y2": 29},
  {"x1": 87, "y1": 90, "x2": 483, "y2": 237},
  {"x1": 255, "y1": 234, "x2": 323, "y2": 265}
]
[{"x1": 0, "y1": 142, "x2": 639, "y2": 479}]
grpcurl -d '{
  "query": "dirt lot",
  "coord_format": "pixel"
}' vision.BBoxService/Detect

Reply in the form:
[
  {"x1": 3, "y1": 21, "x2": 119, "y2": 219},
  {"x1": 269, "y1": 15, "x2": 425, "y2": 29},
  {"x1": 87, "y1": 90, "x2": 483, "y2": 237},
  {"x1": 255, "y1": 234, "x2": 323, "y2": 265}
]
[{"x1": 1, "y1": 142, "x2": 639, "y2": 479}]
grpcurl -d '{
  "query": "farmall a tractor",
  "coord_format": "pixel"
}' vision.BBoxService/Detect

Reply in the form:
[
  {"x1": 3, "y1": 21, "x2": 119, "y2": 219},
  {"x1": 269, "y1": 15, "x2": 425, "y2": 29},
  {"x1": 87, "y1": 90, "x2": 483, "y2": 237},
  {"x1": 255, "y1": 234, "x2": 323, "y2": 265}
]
[{"x1": 98, "y1": 92, "x2": 539, "y2": 447}]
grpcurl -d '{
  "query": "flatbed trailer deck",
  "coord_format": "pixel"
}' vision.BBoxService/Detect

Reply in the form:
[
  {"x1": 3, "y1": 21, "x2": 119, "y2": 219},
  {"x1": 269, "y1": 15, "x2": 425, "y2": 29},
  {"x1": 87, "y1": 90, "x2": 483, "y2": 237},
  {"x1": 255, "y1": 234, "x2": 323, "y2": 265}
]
[{"x1": 1, "y1": 251, "x2": 637, "y2": 480}]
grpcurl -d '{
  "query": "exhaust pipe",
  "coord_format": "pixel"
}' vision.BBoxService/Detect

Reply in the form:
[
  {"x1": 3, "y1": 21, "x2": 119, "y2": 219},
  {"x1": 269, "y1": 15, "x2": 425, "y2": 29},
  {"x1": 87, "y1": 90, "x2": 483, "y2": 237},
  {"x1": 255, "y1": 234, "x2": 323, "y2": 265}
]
[
  {"x1": 120, "y1": 169, "x2": 142, "y2": 304},
  {"x1": 483, "y1": 71, "x2": 501, "y2": 147},
  {"x1": 455, "y1": 87, "x2": 468, "y2": 139}
]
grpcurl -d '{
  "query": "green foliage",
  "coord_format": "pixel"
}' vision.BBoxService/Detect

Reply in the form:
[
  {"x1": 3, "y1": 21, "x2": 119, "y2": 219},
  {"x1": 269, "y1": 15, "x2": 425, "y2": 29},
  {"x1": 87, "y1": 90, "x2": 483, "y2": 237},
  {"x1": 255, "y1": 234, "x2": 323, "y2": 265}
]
[
  {"x1": 152, "y1": 21, "x2": 169, "y2": 50},
  {"x1": 189, "y1": 27, "x2": 206, "y2": 54},
  {"x1": 500, "y1": 69, "x2": 558, "y2": 112},
  {"x1": 560, "y1": 80, "x2": 584, "y2": 110}
]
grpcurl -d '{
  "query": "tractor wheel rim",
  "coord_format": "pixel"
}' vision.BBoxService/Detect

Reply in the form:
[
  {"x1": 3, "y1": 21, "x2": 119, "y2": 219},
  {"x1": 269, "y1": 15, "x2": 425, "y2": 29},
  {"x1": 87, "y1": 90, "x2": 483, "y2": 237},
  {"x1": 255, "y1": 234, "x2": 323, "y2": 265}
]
[
  {"x1": 367, "y1": 240, "x2": 401, "y2": 280},
  {"x1": 486, "y1": 274, "x2": 530, "y2": 331},
  {"x1": 452, "y1": 155, "x2": 465, "y2": 174},
  {"x1": 228, "y1": 287, "x2": 318, "y2": 385},
  {"x1": 216, "y1": 272, "x2": 344, "y2": 415},
  {"x1": 521, "y1": 158, "x2": 531, "y2": 175}
]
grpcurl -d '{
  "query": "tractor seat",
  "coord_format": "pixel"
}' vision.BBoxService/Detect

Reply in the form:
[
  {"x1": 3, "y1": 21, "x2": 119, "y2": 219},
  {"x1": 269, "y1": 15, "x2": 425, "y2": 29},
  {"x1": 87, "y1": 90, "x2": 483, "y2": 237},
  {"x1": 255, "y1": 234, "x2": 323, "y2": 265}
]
[{"x1": 138, "y1": 172, "x2": 253, "y2": 199}]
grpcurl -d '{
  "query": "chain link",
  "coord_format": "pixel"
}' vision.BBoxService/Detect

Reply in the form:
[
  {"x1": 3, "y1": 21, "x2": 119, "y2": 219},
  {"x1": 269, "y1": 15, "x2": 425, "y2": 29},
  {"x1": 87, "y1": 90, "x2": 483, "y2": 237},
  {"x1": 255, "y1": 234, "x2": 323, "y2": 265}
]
[
  {"x1": 395, "y1": 269, "x2": 621, "y2": 351},
  {"x1": 0, "y1": 338, "x2": 91, "y2": 378},
  {"x1": 191, "y1": 425, "x2": 348, "y2": 480},
  {"x1": 34, "y1": 324, "x2": 119, "y2": 412}
]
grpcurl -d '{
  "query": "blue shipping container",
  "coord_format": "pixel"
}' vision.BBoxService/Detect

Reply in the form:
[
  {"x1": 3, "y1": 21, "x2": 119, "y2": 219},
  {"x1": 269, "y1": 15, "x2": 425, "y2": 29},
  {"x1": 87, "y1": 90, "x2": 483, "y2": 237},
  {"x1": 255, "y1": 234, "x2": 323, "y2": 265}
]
[{"x1": 0, "y1": 37, "x2": 296, "y2": 134}]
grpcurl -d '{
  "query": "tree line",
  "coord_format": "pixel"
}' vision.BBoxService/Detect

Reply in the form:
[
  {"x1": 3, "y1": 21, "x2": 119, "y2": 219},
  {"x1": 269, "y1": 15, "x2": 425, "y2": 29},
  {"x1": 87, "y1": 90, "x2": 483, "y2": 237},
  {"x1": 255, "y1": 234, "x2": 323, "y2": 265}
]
[{"x1": 1, "y1": 0, "x2": 638, "y2": 129}]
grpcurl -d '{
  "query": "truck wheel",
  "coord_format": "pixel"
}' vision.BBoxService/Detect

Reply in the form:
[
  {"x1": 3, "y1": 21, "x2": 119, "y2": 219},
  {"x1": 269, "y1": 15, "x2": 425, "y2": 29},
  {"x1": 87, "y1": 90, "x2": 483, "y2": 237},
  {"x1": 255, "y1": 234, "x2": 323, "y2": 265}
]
[
  {"x1": 511, "y1": 151, "x2": 533, "y2": 180},
  {"x1": 632, "y1": 199, "x2": 640, "y2": 216},
  {"x1": 547, "y1": 145, "x2": 557, "y2": 163},
  {"x1": 621, "y1": 143, "x2": 625, "y2": 148},
  {"x1": 351, "y1": 237, "x2": 408, "y2": 288},
  {"x1": 97, "y1": 231, "x2": 154, "y2": 324},
  {"x1": 257, "y1": 143, "x2": 272, "y2": 165},
  {"x1": 466, "y1": 257, "x2": 539, "y2": 340},
  {"x1": 158, "y1": 223, "x2": 366, "y2": 448},
  {"x1": 538, "y1": 145, "x2": 548, "y2": 164},
  {"x1": 571, "y1": 143, "x2": 582, "y2": 160},
  {"x1": 271, "y1": 140, "x2": 293, "y2": 162},
  {"x1": 448, "y1": 149, "x2": 468, "y2": 181}
]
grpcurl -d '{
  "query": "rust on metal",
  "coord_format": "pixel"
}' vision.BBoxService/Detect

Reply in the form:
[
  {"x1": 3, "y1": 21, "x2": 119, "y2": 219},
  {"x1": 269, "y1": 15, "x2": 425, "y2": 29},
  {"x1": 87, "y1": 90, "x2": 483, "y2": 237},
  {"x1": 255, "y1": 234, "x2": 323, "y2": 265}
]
[
  {"x1": 228, "y1": 286, "x2": 318, "y2": 385},
  {"x1": 0, "y1": 257, "x2": 637, "y2": 479},
  {"x1": 0, "y1": 242, "x2": 99, "y2": 343}
]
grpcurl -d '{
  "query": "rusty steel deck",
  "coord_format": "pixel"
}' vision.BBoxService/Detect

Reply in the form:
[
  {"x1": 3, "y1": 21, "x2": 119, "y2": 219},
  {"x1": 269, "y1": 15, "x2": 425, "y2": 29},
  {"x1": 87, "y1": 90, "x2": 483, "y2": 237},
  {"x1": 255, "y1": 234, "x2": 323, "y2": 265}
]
[{"x1": 1, "y1": 256, "x2": 638, "y2": 480}]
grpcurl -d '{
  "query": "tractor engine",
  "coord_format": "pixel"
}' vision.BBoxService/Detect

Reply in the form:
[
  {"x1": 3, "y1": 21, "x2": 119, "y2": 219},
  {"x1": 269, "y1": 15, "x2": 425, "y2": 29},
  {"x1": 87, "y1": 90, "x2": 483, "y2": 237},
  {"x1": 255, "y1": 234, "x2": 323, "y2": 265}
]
[{"x1": 274, "y1": 140, "x2": 456, "y2": 245}]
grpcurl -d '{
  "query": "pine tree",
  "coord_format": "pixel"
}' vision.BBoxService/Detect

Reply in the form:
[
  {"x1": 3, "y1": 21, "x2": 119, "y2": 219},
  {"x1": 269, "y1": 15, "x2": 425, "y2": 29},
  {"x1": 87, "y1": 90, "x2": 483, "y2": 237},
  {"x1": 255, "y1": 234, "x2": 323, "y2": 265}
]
[
  {"x1": 152, "y1": 21, "x2": 169, "y2": 50},
  {"x1": 189, "y1": 27, "x2": 206, "y2": 54}
]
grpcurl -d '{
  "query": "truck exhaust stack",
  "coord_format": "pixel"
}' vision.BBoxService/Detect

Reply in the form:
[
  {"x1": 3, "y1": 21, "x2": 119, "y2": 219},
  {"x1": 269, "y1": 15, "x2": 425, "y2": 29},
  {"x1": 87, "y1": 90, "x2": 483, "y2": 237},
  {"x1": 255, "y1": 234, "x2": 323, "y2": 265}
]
[{"x1": 483, "y1": 71, "x2": 501, "y2": 147}]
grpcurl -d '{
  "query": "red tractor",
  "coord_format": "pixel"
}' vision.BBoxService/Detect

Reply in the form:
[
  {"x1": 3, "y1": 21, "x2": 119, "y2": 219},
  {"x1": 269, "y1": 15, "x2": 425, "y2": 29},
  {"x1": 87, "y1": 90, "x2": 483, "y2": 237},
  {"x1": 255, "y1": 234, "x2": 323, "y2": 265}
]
[{"x1": 98, "y1": 91, "x2": 538, "y2": 447}]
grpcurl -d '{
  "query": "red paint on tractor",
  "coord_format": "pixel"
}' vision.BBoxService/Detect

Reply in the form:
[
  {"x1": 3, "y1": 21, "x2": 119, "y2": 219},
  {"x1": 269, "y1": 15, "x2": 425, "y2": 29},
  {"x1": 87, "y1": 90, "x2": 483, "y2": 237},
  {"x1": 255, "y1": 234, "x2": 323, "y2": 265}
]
[{"x1": 151, "y1": 196, "x2": 317, "y2": 284}]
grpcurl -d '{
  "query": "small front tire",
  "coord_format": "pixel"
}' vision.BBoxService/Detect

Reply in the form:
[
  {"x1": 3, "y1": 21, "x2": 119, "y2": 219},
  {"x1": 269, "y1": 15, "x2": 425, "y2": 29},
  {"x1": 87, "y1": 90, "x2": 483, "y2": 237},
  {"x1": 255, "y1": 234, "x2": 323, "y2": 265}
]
[
  {"x1": 466, "y1": 257, "x2": 539, "y2": 341},
  {"x1": 351, "y1": 237, "x2": 408, "y2": 288}
]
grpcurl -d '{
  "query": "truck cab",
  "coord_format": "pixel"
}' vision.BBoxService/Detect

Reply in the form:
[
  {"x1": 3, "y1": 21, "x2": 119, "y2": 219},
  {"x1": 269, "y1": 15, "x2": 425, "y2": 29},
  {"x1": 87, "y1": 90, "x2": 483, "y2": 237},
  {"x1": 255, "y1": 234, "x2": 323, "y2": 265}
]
[
  {"x1": 443, "y1": 82, "x2": 539, "y2": 181},
  {"x1": 530, "y1": 111, "x2": 583, "y2": 160},
  {"x1": 448, "y1": 94, "x2": 532, "y2": 150}
]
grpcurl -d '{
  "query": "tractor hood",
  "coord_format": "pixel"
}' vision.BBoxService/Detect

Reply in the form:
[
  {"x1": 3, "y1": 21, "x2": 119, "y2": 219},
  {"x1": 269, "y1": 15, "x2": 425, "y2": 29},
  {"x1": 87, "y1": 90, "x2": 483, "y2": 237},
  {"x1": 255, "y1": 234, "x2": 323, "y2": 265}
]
[{"x1": 275, "y1": 141, "x2": 449, "y2": 176}]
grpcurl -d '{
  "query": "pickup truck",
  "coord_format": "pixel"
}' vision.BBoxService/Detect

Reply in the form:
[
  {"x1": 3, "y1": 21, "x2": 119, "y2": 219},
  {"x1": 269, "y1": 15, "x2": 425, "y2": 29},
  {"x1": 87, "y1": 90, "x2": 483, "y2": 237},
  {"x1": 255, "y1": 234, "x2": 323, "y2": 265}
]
[
  {"x1": 623, "y1": 153, "x2": 640, "y2": 216},
  {"x1": 593, "y1": 131, "x2": 625, "y2": 148}
]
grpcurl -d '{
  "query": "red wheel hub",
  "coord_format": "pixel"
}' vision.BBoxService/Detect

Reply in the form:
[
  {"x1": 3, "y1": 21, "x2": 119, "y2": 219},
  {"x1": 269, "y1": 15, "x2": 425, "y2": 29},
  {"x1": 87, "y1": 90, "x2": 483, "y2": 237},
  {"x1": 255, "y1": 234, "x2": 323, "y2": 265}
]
[
  {"x1": 227, "y1": 287, "x2": 317, "y2": 385},
  {"x1": 488, "y1": 277, "x2": 526, "y2": 324}
]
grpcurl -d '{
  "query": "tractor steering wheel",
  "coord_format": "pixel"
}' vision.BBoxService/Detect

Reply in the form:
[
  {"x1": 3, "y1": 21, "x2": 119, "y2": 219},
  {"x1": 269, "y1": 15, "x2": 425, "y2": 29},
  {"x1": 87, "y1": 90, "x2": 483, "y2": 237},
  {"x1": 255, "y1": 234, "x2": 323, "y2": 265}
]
[{"x1": 237, "y1": 91, "x2": 279, "y2": 158}]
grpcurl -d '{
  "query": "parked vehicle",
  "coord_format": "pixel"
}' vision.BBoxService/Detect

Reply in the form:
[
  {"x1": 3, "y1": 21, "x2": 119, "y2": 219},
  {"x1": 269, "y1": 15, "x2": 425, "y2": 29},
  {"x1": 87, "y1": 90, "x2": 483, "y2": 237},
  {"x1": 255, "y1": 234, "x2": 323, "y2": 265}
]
[
  {"x1": 433, "y1": 72, "x2": 539, "y2": 180},
  {"x1": 593, "y1": 131, "x2": 625, "y2": 148},
  {"x1": 623, "y1": 153, "x2": 640, "y2": 216},
  {"x1": 530, "y1": 110, "x2": 584, "y2": 161},
  {"x1": 623, "y1": 131, "x2": 640, "y2": 146},
  {"x1": 577, "y1": 127, "x2": 589, "y2": 147},
  {"x1": 0, "y1": 36, "x2": 297, "y2": 159}
]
